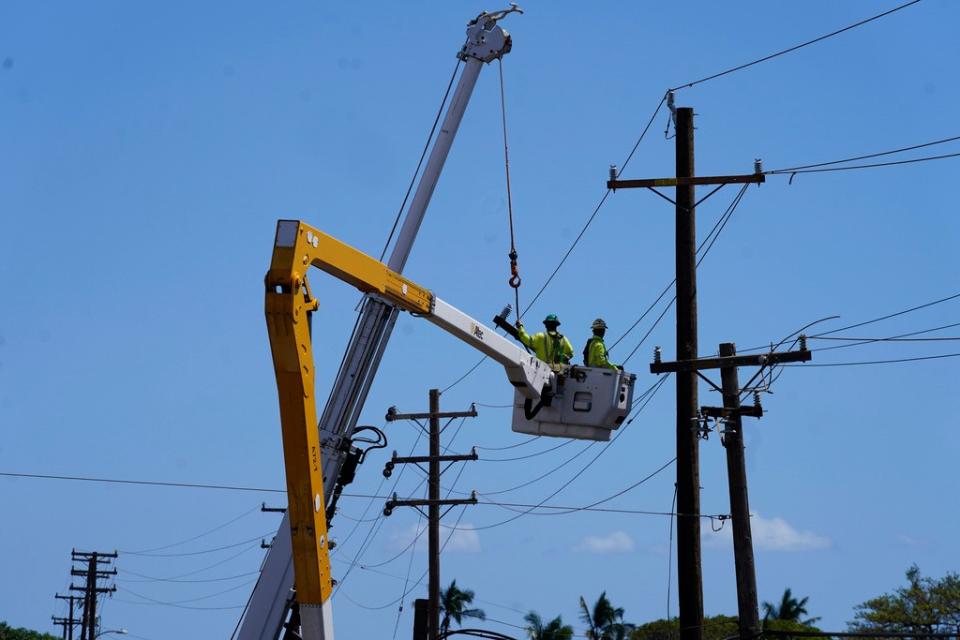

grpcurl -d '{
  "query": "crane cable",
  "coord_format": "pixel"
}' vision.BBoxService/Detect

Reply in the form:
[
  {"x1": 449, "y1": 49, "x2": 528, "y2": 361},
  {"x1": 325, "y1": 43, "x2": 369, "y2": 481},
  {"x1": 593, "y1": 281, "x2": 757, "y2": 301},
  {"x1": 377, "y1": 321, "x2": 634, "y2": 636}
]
[{"x1": 497, "y1": 56, "x2": 522, "y2": 323}]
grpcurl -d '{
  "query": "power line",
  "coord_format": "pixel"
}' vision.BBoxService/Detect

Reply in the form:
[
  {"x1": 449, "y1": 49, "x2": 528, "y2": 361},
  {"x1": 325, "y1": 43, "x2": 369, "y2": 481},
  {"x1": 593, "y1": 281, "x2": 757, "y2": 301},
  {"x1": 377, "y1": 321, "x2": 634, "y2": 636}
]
[
  {"x1": 478, "y1": 439, "x2": 575, "y2": 462},
  {"x1": 122, "y1": 504, "x2": 260, "y2": 554},
  {"x1": 118, "y1": 543, "x2": 261, "y2": 581},
  {"x1": 813, "y1": 292, "x2": 960, "y2": 337},
  {"x1": 769, "y1": 150, "x2": 960, "y2": 176},
  {"x1": 0, "y1": 471, "x2": 285, "y2": 493},
  {"x1": 441, "y1": 92, "x2": 669, "y2": 394},
  {"x1": 121, "y1": 533, "x2": 275, "y2": 558},
  {"x1": 117, "y1": 579, "x2": 256, "y2": 606},
  {"x1": 620, "y1": 184, "x2": 751, "y2": 365},
  {"x1": 766, "y1": 134, "x2": 960, "y2": 174},
  {"x1": 670, "y1": 0, "x2": 923, "y2": 91},
  {"x1": 786, "y1": 351, "x2": 960, "y2": 367},
  {"x1": 379, "y1": 58, "x2": 462, "y2": 261},
  {"x1": 119, "y1": 569, "x2": 261, "y2": 585},
  {"x1": 457, "y1": 375, "x2": 669, "y2": 532}
]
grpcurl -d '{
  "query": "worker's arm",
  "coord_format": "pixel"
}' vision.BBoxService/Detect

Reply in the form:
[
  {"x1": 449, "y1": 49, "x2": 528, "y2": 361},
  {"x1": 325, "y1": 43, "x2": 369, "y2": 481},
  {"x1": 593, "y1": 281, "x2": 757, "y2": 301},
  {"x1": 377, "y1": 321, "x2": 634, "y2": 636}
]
[
  {"x1": 516, "y1": 323, "x2": 534, "y2": 349},
  {"x1": 560, "y1": 335, "x2": 574, "y2": 364},
  {"x1": 588, "y1": 340, "x2": 618, "y2": 370}
]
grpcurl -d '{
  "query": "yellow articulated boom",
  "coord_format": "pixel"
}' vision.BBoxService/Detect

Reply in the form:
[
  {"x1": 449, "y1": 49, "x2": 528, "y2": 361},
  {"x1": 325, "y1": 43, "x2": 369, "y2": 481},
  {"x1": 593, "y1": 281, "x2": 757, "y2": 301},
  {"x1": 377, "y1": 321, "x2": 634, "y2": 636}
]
[{"x1": 263, "y1": 219, "x2": 635, "y2": 638}]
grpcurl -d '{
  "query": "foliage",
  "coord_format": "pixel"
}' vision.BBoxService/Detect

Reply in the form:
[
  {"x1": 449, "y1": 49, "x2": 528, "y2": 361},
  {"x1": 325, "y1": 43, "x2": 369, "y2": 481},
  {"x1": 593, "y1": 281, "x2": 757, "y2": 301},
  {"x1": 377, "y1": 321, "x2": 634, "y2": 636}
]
[
  {"x1": 763, "y1": 588, "x2": 821, "y2": 626},
  {"x1": 439, "y1": 580, "x2": 486, "y2": 635},
  {"x1": 579, "y1": 592, "x2": 635, "y2": 640},
  {"x1": 0, "y1": 622, "x2": 59, "y2": 640},
  {"x1": 630, "y1": 615, "x2": 738, "y2": 640},
  {"x1": 525, "y1": 611, "x2": 574, "y2": 640},
  {"x1": 629, "y1": 615, "x2": 822, "y2": 640},
  {"x1": 850, "y1": 565, "x2": 960, "y2": 637}
]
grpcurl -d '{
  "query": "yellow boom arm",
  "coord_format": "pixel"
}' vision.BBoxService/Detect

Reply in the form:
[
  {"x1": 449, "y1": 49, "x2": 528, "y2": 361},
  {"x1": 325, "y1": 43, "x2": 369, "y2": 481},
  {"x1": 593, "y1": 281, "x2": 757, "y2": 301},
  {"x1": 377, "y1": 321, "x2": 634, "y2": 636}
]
[
  {"x1": 264, "y1": 220, "x2": 552, "y2": 627},
  {"x1": 263, "y1": 221, "x2": 433, "y2": 612}
]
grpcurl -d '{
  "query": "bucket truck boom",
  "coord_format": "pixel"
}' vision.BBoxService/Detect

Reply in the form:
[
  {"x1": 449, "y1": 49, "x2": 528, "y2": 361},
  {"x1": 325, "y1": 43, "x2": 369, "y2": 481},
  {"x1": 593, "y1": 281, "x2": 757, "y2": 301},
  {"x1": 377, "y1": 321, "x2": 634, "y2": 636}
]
[{"x1": 263, "y1": 219, "x2": 635, "y2": 640}]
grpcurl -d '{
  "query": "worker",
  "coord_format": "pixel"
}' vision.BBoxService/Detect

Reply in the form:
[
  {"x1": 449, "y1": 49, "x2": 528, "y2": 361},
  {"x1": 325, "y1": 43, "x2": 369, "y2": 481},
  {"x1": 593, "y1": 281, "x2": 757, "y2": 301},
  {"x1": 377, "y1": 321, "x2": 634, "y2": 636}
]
[
  {"x1": 583, "y1": 318, "x2": 619, "y2": 370},
  {"x1": 516, "y1": 313, "x2": 574, "y2": 366}
]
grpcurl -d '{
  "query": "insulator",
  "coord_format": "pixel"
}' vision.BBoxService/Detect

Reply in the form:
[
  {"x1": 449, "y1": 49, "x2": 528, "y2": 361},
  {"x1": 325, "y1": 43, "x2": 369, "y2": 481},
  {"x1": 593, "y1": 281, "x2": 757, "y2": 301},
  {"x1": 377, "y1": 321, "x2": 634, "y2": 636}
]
[
  {"x1": 383, "y1": 507, "x2": 393, "y2": 517},
  {"x1": 799, "y1": 334, "x2": 808, "y2": 351},
  {"x1": 609, "y1": 164, "x2": 618, "y2": 181},
  {"x1": 754, "y1": 158, "x2": 763, "y2": 174},
  {"x1": 753, "y1": 390, "x2": 762, "y2": 408},
  {"x1": 654, "y1": 346, "x2": 662, "y2": 364}
]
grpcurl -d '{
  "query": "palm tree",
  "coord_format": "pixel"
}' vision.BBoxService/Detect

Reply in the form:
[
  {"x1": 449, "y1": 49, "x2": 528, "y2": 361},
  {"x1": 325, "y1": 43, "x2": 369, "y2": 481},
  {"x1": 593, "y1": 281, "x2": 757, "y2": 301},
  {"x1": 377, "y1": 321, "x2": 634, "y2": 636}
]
[
  {"x1": 762, "y1": 588, "x2": 821, "y2": 626},
  {"x1": 578, "y1": 592, "x2": 635, "y2": 640},
  {"x1": 525, "y1": 611, "x2": 574, "y2": 640},
  {"x1": 439, "y1": 580, "x2": 486, "y2": 635}
]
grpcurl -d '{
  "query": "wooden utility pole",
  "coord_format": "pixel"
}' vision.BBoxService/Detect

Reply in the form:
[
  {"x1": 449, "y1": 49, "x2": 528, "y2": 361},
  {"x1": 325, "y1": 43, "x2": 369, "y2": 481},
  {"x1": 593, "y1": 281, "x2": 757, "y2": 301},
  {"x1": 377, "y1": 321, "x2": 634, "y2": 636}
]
[
  {"x1": 718, "y1": 343, "x2": 761, "y2": 640},
  {"x1": 69, "y1": 550, "x2": 117, "y2": 640},
  {"x1": 607, "y1": 104, "x2": 765, "y2": 640},
  {"x1": 383, "y1": 393, "x2": 478, "y2": 640},
  {"x1": 674, "y1": 106, "x2": 703, "y2": 640},
  {"x1": 653, "y1": 341, "x2": 811, "y2": 640},
  {"x1": 53, "y1": 593, "x2": 79, "y2": 640},
  {"x1": 428, "y1": 389, "x2": 442, "y2": 640}
]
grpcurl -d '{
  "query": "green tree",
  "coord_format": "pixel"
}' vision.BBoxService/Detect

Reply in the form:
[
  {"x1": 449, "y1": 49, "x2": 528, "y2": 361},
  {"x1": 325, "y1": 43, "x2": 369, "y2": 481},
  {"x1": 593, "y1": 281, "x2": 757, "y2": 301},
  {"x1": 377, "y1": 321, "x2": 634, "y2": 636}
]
[
  {"x1": 525, "y1": 611, "x2": 574, "y2": 640},
  {"x1": 630, "y1": 615, "x2": 738, "y2": 640},
  {"x1": 0, "y1": 622, "x2": 59, "y2": 640},
  {"x1": 763, "y1": 588, "x2": 821, "y2": 626},
  {"x1": 579, "y1": 592, "x2": 635, "y2": 640},
  {"x1": 439, "y1": 580, "x2": 486, "y2": 635},
  {"x1": 630, "y1": 615, "x2": 821, "y2": 640},
  {"x1": 850, "y1": 565, "x2": 960, "y2": 637}
]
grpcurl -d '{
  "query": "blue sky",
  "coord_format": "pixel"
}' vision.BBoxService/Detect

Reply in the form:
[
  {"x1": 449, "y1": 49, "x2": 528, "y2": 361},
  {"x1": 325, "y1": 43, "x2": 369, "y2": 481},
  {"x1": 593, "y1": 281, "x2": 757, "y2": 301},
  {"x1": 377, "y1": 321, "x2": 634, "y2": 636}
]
[{"x1": 2, "y1": 1, "x2": 959, "y2": 638}]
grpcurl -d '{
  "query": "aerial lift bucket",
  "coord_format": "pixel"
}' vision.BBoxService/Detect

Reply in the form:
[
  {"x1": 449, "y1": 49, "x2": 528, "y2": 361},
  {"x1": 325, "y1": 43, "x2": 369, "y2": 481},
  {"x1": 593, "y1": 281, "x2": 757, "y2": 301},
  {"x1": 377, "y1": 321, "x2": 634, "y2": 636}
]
[{"x1": 510, "y1": 366, "x2": 637, "y2": 441}]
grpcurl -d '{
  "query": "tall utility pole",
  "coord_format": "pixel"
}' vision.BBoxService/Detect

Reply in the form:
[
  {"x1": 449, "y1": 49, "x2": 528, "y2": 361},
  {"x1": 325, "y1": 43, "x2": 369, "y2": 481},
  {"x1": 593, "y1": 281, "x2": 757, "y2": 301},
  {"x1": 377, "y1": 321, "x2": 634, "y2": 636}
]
[
  {"x1": 653, "y1": 340, "x2": 811, "y2": 640},
  {"x1": 70, "y1": 550, "x2": 117, "y2": 640},
  {"x1": 718, "y1": 343, "x2": 760, "y2": 640},
  {"x1": 674, "y1": 106, "x2": 703, "y2": 640},
  {"x1": 608, "y1": 103, "x2": 765, "y2": 640},
  {"x1": 53, "y1": 593, "x2": 79, "y2": 640},
  {"x1": 383, "y1": 391, "x2": 479, "y2": 640}
]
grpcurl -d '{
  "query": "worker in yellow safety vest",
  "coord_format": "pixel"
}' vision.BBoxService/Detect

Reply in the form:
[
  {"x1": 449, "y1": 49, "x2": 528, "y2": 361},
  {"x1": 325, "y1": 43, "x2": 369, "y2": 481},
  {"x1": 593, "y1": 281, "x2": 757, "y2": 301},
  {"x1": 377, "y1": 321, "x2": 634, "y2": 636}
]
[
  {"x1": 516, "y1": 313, "x2": 574, "y2": 366},
  {"x1": 583, "y1": 318, "x2": 620, "y2": 370}
]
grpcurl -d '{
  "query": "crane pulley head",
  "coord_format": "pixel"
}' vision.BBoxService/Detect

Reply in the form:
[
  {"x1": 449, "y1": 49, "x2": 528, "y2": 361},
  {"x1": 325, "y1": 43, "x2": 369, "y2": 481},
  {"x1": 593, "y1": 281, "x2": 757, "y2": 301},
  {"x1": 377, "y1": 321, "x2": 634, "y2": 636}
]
[{"x1": 461, "y1": 4, "x2": 523, "y2": 63}]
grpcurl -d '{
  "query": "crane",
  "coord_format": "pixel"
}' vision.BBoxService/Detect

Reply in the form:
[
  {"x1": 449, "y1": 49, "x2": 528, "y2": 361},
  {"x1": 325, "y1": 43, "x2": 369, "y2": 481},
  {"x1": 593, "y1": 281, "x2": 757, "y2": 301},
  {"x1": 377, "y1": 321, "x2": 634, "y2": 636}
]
[
  {"x1": 236, "y1": 8, "x2": 522, "y2": 638},
  {"x1": 238, "y1": 7, "x2": 634, "y2": 639},
  {"x1": 263, "y1": 220, "x2": 637, "y2": 640}
]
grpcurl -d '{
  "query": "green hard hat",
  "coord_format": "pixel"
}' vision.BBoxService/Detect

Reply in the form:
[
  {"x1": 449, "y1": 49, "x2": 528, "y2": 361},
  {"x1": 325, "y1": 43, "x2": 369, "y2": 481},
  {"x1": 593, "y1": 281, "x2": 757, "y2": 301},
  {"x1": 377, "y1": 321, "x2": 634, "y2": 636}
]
[{"x1": 543, "y1": 313, "x2": 560, "y2": 325}]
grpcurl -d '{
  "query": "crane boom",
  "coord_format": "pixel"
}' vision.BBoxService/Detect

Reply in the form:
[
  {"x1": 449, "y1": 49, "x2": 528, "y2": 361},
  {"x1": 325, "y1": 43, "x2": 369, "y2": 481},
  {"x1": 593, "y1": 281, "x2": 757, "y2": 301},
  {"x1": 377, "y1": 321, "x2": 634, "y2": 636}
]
[{"x1": 237, "y1": 9, "x2": 520, "y2": 639}]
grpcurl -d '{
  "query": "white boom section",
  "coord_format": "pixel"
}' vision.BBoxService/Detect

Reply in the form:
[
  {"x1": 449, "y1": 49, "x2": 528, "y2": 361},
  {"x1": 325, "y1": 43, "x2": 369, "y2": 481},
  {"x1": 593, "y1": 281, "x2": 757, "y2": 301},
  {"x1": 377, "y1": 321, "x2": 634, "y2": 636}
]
[
  {"x1": 237, "y1": 8, "x2": 521, "y2": 640},
  {"x1": 426, "y1": 297, "x2": 552, "y2": 399}
]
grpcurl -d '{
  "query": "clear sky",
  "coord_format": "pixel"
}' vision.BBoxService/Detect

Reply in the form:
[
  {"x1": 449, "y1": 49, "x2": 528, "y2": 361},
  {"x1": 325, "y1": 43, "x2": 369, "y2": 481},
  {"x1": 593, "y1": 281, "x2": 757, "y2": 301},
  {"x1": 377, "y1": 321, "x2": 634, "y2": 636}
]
[{"x1": 2, "y1": 1, "x2": 959, "y2": 639}]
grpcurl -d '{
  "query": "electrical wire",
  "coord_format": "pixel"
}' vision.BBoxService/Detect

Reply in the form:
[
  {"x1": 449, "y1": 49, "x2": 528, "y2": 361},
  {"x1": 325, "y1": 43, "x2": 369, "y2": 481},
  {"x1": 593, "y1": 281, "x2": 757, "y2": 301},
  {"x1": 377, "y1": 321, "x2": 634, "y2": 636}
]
[
  {"x1": 670, "y1": 0, "x2": 923, "y2": 91},
  {"x1": 478, "y1": 439, "x2": 574, "y2": 462},
  {"x1": 813, "y1": 292, "x2": 960, "y2": 337},
  {"x1": 786, "y1": 351, "x2": 960, "y2": 367},
  {"x1": 117, "y1": 543, "x2": 261, "y2": 582},
  {"x1": 121, "y1": 504, "x2": 260, "y2": 554},
  {"x1": 119, "y1": 569, "x2": 261, "y2": 585},
  {"x1": 620, "y1": 184, "x2": 751, "y2": 365},
  {"x1": 379, "y1": 58, "x2": 462, "y2": 261},
  {"x1": 0, "y1": 471, "x2": 284, "y2": 493},
  {"x1": 770, "y1": 151, "x2": 960, "y2": 176},
  {"x1": 121, "y1": 533, "x2": 275, "y2": 558},
  {"x1": 766, "y1": 134, "x2": 960, "y2": 174},
  {"x1": 456, "y1": 375, "x2": 669, "y2": 532},
  {"x1": 337, "y1": 504, "x2": 469, "y2": 611},
  {"x1": 441, "y1": 93, "x2": 669, "y2": 394},
  {"x1": 115, "y1": 578, "x2": 256, "y2": 613}
]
